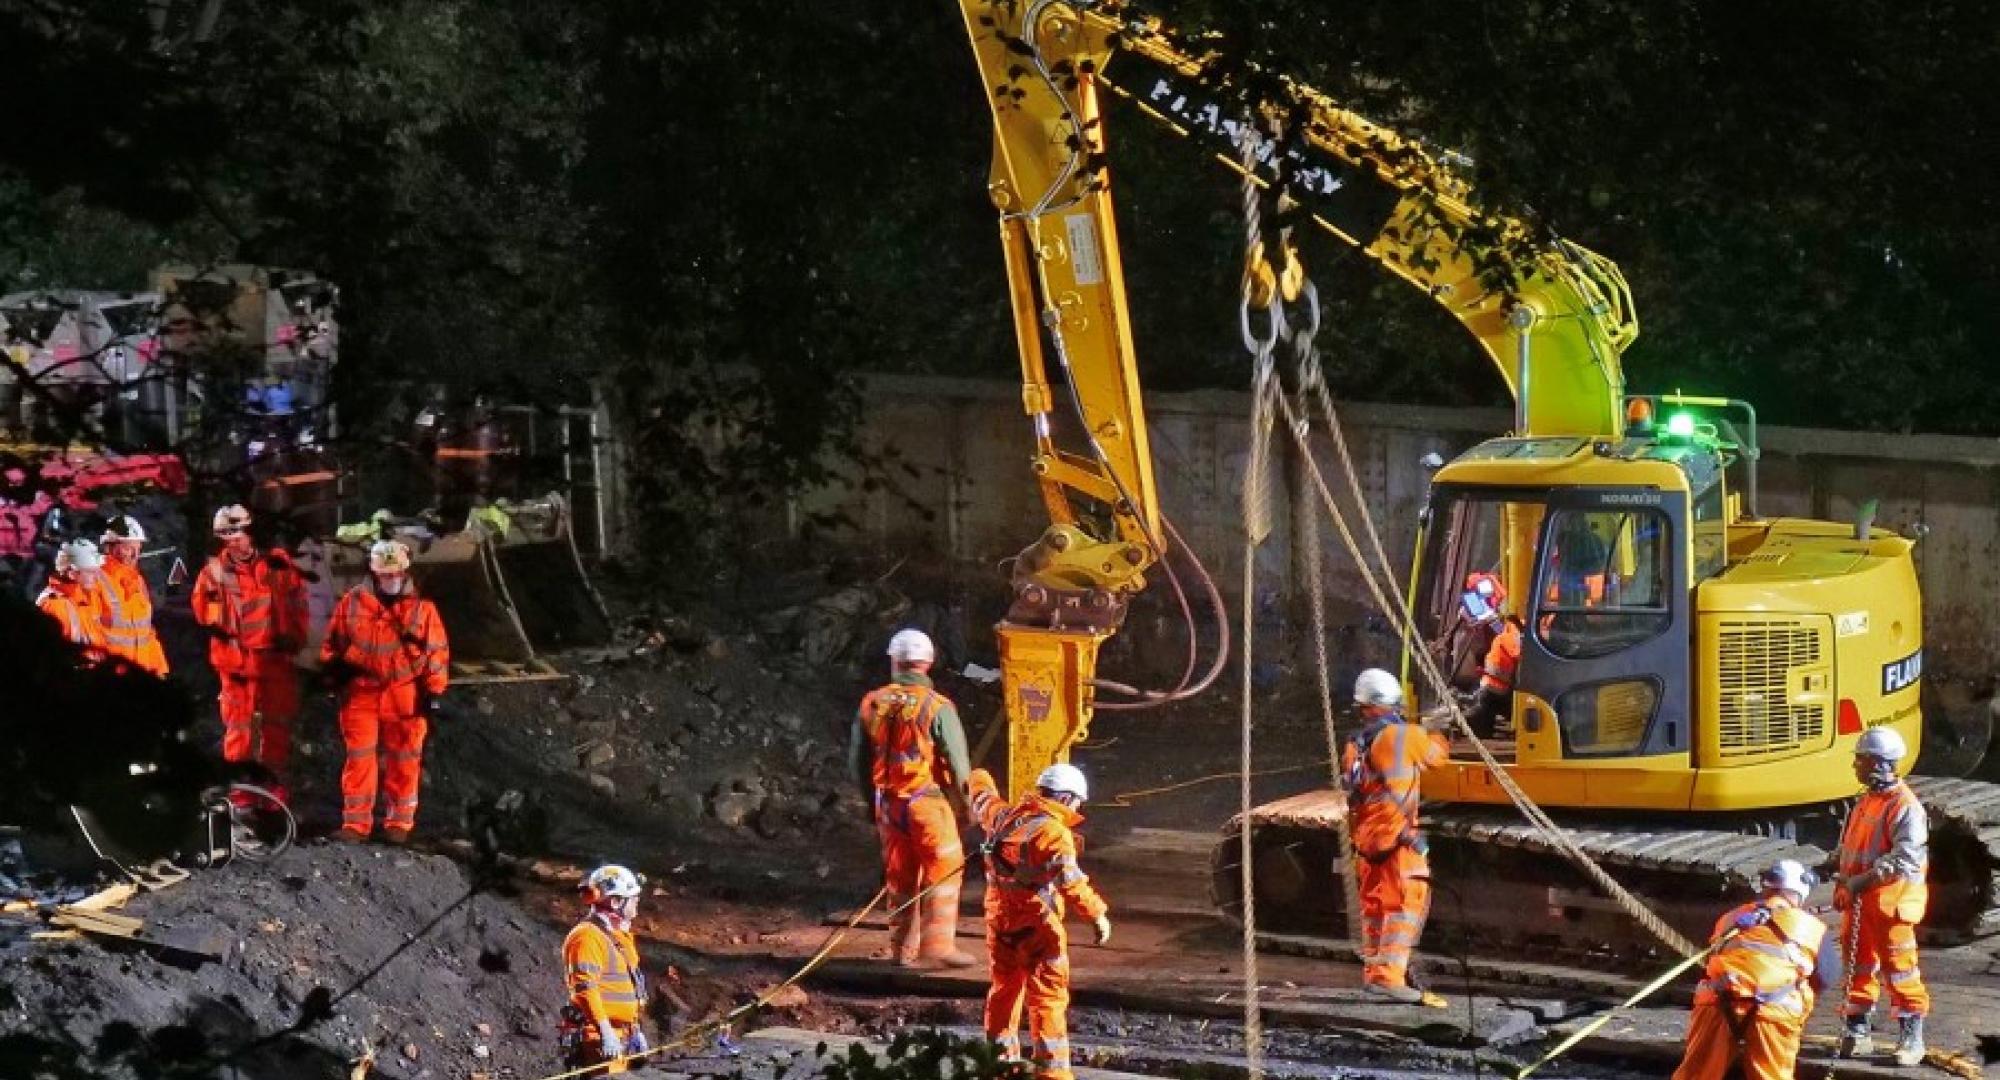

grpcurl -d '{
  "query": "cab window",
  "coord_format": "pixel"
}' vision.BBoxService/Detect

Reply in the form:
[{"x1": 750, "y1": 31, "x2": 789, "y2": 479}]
[{"x1": 1536, "y1": 508, "x2": 1671, "y2": 660}]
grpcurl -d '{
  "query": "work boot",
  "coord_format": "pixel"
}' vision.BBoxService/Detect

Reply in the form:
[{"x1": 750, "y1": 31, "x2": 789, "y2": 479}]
[
  {"x1": 886, "y1": 892, "x2": 918, "y2": 966},
  {"x1": 910, "y1": 884, "x2": 976, "y2": 969},
  {"x1": 1838, "y1": 1015, "x2": 1874, "y2": 1058},
  {"x1": 1893, "y1": 1016, "x2": 1925, "y2": 1067},
  {"x1": 1363, "y1": 982, "x2": 1425, "y2": 1005},
  {"x1": 381, "y1": 827, "x2": 412, "y2": 846},
  {"x1": 331, "y1": 828, "x2": 368, "y2": 845}
]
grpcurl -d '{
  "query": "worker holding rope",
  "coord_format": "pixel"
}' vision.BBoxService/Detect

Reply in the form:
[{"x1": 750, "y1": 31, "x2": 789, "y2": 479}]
[
  {"x1": 1343, "y1": 669, "x2": 1452, "y2": 1003},
  {"x1": 1834, "y1": 726, "x2": 1931, "y2": 1066},
  {"x1": 558, "y1": 865, "x2": 652, "y2": 1075},
  {"x1": 1671, "y1": 860, "x2": 1828, "y2": 1080}
]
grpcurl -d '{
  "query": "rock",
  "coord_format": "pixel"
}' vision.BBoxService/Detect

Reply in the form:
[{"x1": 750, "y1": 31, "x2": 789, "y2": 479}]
[
  {"x1": 775, "y1": 712, "x2": 804, "y2": 733},
  {"x1": 474, "y1": 1023, "x2": 492, "y2": 1036},
  {"x1": 711, "y1": 790, "x2": 763, "y2": 829},
  {"x1": 473, "y1": 1044, "x2": 491, "y2": 1059},
  {"x1": 705, "y1": 638, "x2": 730, "y2": 661},
  {"x1": 718, "y1": 771, "x2": 768, "y2": 801},
  {"x1": 587, "y1": 773, "x2": 617, "y2": 798},
  {"x1": 578, "y1": 740, "x2": 616, "y2": 769},
  {"x1": 402, "y1": 1042, "x2": 421, "y2": 1061},
  {"x1": 762, "y1": 985, "x2": 810, "y2": 1010},
  {"x1": 475, "y1": 695, "x2": 496, "y2": 716},
  {"x1": 565, "y1": 698, "x2": 606, "y2": 721},
  {"x1": 752, "y1": 802, "x2": 789, "y2": 839}
]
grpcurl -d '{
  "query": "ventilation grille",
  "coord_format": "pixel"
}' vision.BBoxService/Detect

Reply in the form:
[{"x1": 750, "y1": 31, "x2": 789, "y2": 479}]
[{"x1": 1716, "y1": 619, "x2": 1828, "y2": 758}]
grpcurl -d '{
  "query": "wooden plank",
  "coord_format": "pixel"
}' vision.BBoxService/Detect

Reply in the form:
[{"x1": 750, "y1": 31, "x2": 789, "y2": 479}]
[{"x1": 67, "y1": 883, "x2": 138, "y2": 912}]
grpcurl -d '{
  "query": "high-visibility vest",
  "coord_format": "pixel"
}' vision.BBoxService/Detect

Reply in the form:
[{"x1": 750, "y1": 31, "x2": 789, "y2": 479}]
[
  {"x1": 195, "y1": 551, "x2": 306, "y2": 670},
  {"x1": 1694, "y1": 899, "x2": 1826, "y2": 1019},
  {"x1": 321, "y1": 586, "x2": 449, "y2": 693},
  {"x1": 859, "y1": 682, "x2": 948, "y2": 799},
  {"x1": 562, "y1": 919, "x2": 643, "y2": 1025},
  {"x1": 1343, "y1": 715, "x2": 1444, "y2": 858},
  {"x1": 37, "y1": 580, "x2": 108, "y2": 658},
  {"x1": 1837, "y1": 783, "x2": 1928, "y2": 884},
  {"x1": 1480, "y1": 622, "x2": 1521, "y2": 693},
  {"x1": 970, "y1": 785, "x2": 1107, "y2": 928},
  {"x1": 97, "y1": 561, "x2": 167, "y2": 675}
]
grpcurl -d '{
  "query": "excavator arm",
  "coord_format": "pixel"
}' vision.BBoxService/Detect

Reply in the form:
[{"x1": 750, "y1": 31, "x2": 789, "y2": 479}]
[{"x1": 958, "y1": 0, "x2": 1638, "y2": 796}]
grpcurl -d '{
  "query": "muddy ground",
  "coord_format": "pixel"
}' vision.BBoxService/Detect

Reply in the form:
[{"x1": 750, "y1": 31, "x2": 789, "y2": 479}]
[{"x1": 1, "y1": 552, "x2": 1995, "y2": 1079}]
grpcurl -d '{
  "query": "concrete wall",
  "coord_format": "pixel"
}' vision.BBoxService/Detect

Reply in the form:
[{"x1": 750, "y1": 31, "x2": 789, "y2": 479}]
[{"x1": 790, "y1": 374, "x2": 2000, "y2": 680}]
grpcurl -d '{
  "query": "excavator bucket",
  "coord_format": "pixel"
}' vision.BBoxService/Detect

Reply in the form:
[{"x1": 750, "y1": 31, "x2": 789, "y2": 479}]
[{"x1": 325, "y1": 496, "x2": 612, "y2": 671}]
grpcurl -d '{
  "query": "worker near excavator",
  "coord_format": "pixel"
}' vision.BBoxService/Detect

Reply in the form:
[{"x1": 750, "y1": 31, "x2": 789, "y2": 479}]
[
  {"x1": 1457, "y1": 572, "x2": 1519, "y2": 739},
  {"x1": 1834, "y1": 726, "x2": 1930, "y2": 1067},
  {"x1": 193, "y1": 504, "x2": 309, "y2": 796},
  {"x1": 560, "y1": 864, "x2": 651, "y2": 1075},
  {"x1": 319, "y1": 539, "x2": 450, "y2": 844},
  {"x1": 95, "y1": 515, "x2": 169, "y2": 676},
  {"x1": 1671, "y1": 859, "x2": 1828, "y2": 1080},
  {"x1": 1343, "y1": 667, "x2": 1450, "y2": 1003},
  {"x1": 967, "y1": 762, "x2": 1110, "y2": 1080},
  {"x1": 36, "y1": 538, "x2": 109, "y2": 661},
  {"x1": 849, "y1": 627, "x2": 976, "y2": 969}
]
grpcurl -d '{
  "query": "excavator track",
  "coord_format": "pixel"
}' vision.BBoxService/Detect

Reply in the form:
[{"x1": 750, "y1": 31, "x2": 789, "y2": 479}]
[{"x1": 1213, "y1": 779, "x2": 2000, "y2": 961}]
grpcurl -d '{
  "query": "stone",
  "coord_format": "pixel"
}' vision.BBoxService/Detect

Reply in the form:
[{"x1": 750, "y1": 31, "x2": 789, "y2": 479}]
[
  {"x1": 752, "y1": 803, "x2": 788, "y2": 839},
  {"x1": 475, "y1": 695, "x2": 496, "y2": 716},
  {"x1": 711, "y1": 790, "x2": 763, "y2": 829},
  {"x1": 776, "y1": 712, "x2": 804, "y2": 733},
  {"x1": 761, "y1": 985, "x2": 809, "y2": 1010},
  {"x1": 402, "y1": 1043, "x2": 421, "y2": 1061},
  {"x1": 587, "y1": 773, "x2": 617, "y2": 798},
  {"x1": 579, "y1": 740, "x2": 616, "y2": 769}
]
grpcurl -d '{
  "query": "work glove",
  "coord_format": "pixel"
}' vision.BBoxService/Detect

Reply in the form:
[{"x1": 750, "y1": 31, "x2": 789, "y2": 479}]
[
  {"x1": 597, "y1": 1021, "x2": 624, "y2": 1060},
  {"x1": 1092, "y1": 914, "x2": 1112, "y2": 946},
  {"x1": 424, "y1": 695, "x2": 447, "y2": 719},
  {"x1": 1842, "y1": 871, "x2": 1878, "y2": 898},
  {"x1": 204, "y1": 624, "x2": 234, "y2": 642},
  {"x1": 628, "y1": 1028, "x2": 650, "y2": 1056},
  {"x1": 1732, "y1": 906, "x2": 1774, "y2": 932}
]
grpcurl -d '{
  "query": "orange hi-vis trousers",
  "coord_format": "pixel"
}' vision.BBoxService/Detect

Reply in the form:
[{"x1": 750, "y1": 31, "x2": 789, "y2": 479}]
[
  {"x1": 1671, "y1": 1000, "x2": 1803, "y2": 1080},
  {"x1": 986, "y1": 919, "x2": 1074, "y2": 1080},
  {"x1": 338, "y1": 692, "x2": 429, "y2": 836},
  {"x1": 221, "y1": 651, "x2": 300, "y2": 776},
  {"x1": 1843, "y1": 884, "x2": 1930, "y2": 1020},
  {"x1": 875, "y1": 789, "x2": 965, "y2": 959},
  {"x1": 1358, "y1": 844, "x2": 1431, "y2": 989}
]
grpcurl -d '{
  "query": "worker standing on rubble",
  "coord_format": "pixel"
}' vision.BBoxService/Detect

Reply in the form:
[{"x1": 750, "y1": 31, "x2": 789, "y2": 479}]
[
  {"x1": 319, "y1": 539, "x2": 449, "y2": 844},
  {"x1": 1834, "y1": 727, "x2": 1931, "y2": 1066},
  {"x1": 560, "y1": 864, "x2": 651, "y2": 1075},
  {"x1": 967, "y1": 763, "x2": 1109, "y2": 1080},
  {"x1": 1343, "y1": 667, "x2": 1450, "y2": 1003},
  {"x1": 193, "y1": 505, "x2": 308, "y2": 794},
  {"x1": 849, "y1": 628, "x2": 976, "y2": 968},
  {"x1": 1671, "y1": 859, "x2": 1828, "y2": 1080},
  {"x1": 36, "y1": 538, "x2": 109, "y2": 660},
  {"x1": 95, "y1": 516, "x2": 169, "y2": 676}
]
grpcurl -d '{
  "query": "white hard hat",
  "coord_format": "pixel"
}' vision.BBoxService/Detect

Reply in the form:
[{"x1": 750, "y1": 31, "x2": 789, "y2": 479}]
[
  {"x1": 1759, "y1": 859, "x2": 1816, "y2": 902},
  {"x1": 886, "y1": 628, "x2": 935, "y2": 664},
  {"x1": 100, "y1": 515, "x2": 147, "y2": 545},
  {"x1": 583, "y1": 864, "x2": 643, "y2": 900},
  {"x1": 368, "y1": 539, "x2": 413, "y2": 573},
  {"x1": 212, "y1": 504, "x2": 253, "y2": 534},
  {"x1": 56, "y1": 538, "x2": 104, "y2": 574},
  {"x1": 1856, "y1": 726, "x2": 1907, "y2": 764},
  {"x1": 1353, "y1": 668, "x2": 1404, "y2": 708},
  {"x1": 1035, "y1": 763, "x2": 1089, "y2": 803}
]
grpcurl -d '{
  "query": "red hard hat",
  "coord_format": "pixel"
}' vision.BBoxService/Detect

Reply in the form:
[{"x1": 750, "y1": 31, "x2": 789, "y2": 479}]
[{"x1": 1463, "y1": 571, "x2": 1507, "y2": 605}]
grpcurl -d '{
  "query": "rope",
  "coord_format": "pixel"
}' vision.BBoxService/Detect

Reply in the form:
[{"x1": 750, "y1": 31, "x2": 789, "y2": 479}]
[
  {"x1": 1233, "y1": 116, "x2": 1281, "y2": 1080},
  {"x1": 1101, "y1": 758, "x2": 1332, "y2": 809},
  {"x1": 1513, "y1": 927, "x2": 1739, "y2": 1079}
]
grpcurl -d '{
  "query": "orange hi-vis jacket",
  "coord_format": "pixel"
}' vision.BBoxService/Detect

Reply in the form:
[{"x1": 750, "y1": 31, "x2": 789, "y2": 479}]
[
  {"x1": 859, "y1": 681, "x2": 951, "y2": 798},
  {"x1": 562, "y1": 917, "x2": 645, "y2": 1027},
  {"x1": 193, "y1": 549, "x2": 308, "y2": 673},
  {"x1": 1343, "y1": 713, "x2": 1449, "y2": 859},
  {"x1": 1694, "y1": 897, "x2": 1827, "y2": 1021},
  {"x1": 97, "y1": 560, "x2": 168, "y2": 675},
  {"x1": 37, "y1": 576, "x2": 109, "y2": 658},
  {"x1": 319, "y1": 585, "x2": 450, "y2": 713},
  {"x1": 1479, "y1": 621, "x2": 1521, "y2": 693},
  {"x1": 1837, "y1": 780, "x2": 1928, "y2": 915},
  {"x1": 968, "y1": 772, "x2": 1108, "y2": 930}
]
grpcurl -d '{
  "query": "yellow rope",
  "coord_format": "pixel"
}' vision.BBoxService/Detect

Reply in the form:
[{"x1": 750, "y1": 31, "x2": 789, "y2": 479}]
[{"x1": 1100, "y1": 759, "x2": 1333, "y2": 809}]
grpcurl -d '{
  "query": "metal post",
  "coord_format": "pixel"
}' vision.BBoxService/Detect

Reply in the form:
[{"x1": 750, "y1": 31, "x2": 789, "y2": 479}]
[{"x1": 1510, "y1": 306, "x2": 1536, "y2": 434}]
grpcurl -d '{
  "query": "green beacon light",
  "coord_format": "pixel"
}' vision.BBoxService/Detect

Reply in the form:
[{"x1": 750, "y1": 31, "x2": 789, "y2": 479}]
[{"x1": 1665, "y1": 411, "x2": 1697, "y2": 438}]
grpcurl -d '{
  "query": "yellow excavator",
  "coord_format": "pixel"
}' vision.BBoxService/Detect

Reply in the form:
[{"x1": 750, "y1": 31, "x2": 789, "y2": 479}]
[{"x1": 956, "y1": 0, "x2": 2000, "y2": 950}]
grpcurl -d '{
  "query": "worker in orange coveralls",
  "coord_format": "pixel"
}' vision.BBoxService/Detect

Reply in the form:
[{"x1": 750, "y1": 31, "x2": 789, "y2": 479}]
[
  {"x1": 1834, "y1": 726, "x2": 1930, "y2": 1066},
  {"x1": 967, "y1": 762, "x2": 1110, "y2": 1080},
  {"x1": 319, "y1": 539, "x2": 449, "y2": 844},
  {"x1": 1342, "y1": 667, "x2": 1450, "y2": 1002},
  {"x1": 37, "y1": 539, "x2": 110, "y2": 659},
  {"x1": 1672, "y1": 859, "x2": 1828, "y2": 1080},
  {"x1": 560, "y1": 864, "x2": 650, "y2": 1075},
  {"x1": 1457, "y1": 572, "x2": 1520, "y2": 739},
  {"x1": 192, "y1": 504, "x2": 308, "y2": 794},
  {"x1": 96, "y1": 515, "x2": 169, "y2": 676},
  {"x1": 849, "y1": 628, "x2": 976, "y2": 968}
]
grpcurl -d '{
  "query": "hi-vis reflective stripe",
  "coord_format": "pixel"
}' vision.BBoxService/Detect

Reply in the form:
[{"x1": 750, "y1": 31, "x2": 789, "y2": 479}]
[{"x1": 1837, "y1": 786, "x2": 1928, "y2": 879}]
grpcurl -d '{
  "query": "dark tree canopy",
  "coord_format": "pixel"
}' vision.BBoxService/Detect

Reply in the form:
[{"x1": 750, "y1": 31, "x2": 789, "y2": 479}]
[{"x1": 2, "y1": 0, "x2": 1996, "y2": 474}]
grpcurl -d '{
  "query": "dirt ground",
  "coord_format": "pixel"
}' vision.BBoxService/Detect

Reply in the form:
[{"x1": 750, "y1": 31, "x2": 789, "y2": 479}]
[{"x1": 2, "y1": 551, "x2": 1996, "y2": 1079}]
